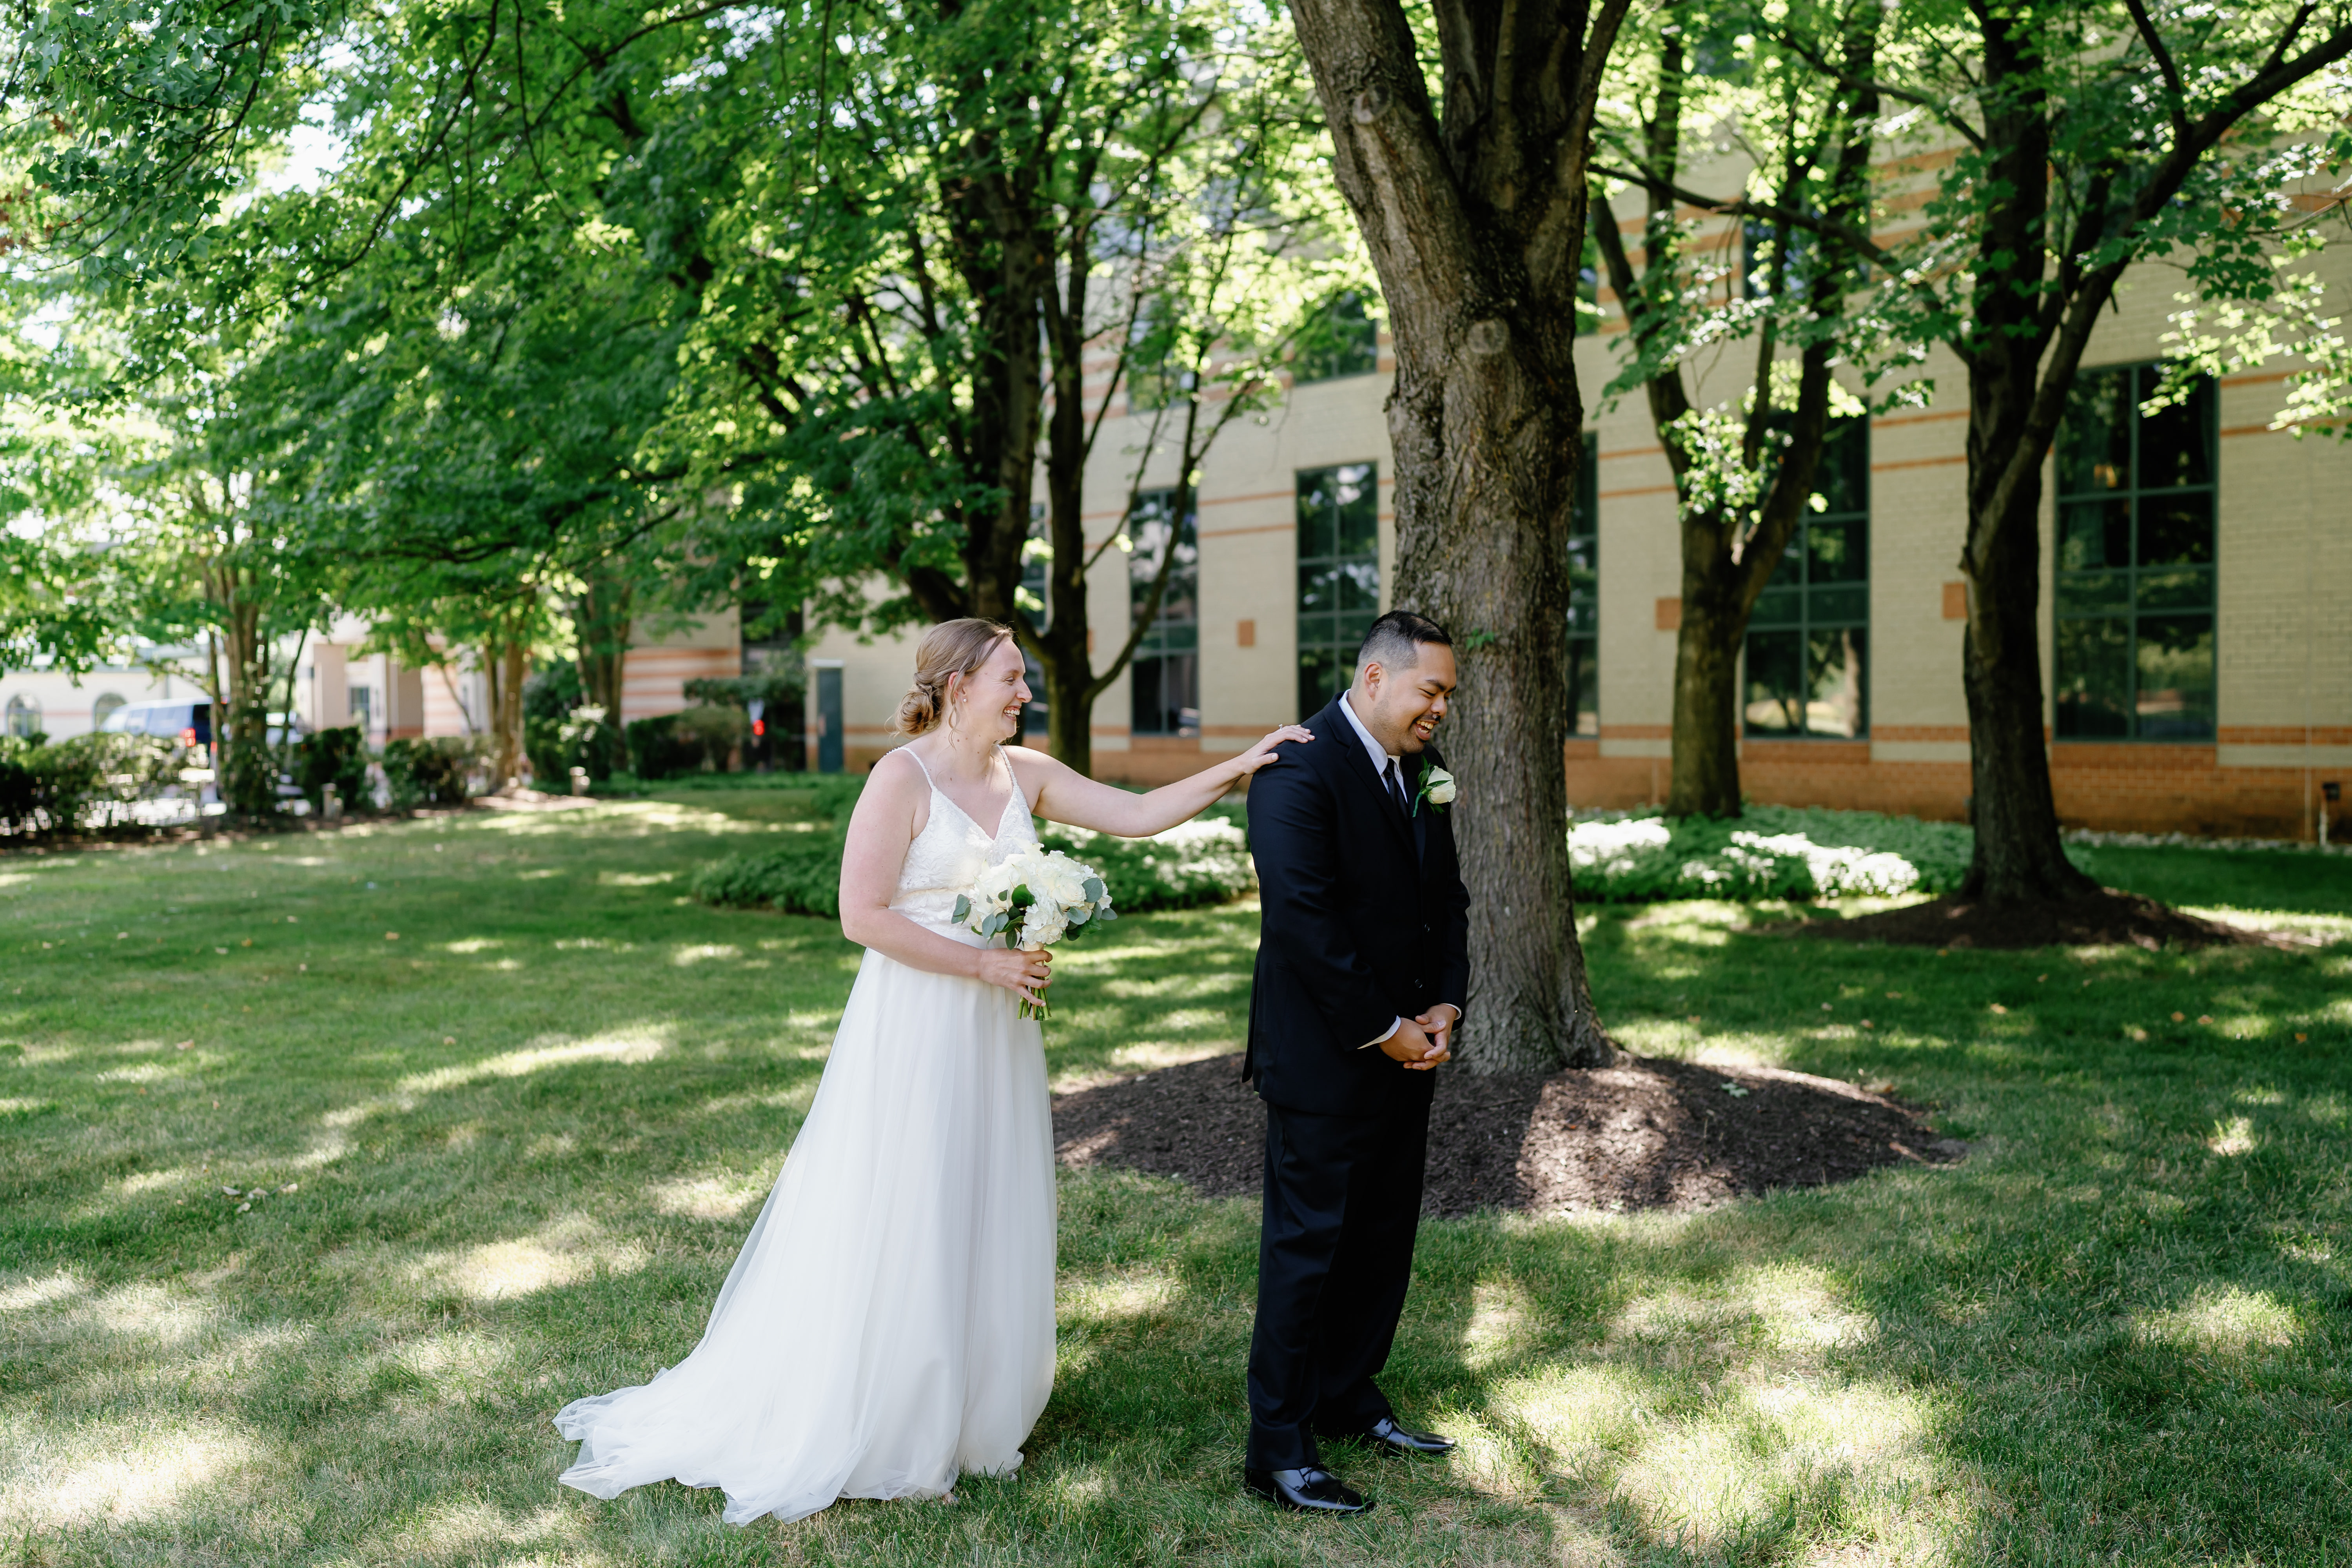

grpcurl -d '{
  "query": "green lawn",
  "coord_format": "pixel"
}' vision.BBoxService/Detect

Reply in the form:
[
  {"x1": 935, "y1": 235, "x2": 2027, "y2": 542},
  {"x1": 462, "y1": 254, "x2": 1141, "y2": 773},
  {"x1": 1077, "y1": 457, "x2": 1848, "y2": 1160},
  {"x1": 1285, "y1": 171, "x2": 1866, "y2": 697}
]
[{"x1": 4, "y1": 793, "x2": 2348, "y2": 1566}]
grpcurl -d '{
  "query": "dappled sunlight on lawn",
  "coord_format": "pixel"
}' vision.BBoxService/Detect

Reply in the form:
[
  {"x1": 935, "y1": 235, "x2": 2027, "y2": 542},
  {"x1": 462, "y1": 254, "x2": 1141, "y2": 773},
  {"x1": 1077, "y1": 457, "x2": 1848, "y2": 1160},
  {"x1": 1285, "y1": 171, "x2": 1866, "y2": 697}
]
[
  {"x1": 6, "y1": 809, "x2": 2350, "y2": 1563},
  {"x1": 2139, "y1": 1285, "x2": 2302, "y2": 1354},
  {"x1": 395, "y1": 1215, "x2": 650, "y2": 1303},
  {"x1": 0, "y1": 1417, "x2": 263, "y2": 1533},
  {"x1": 650, "y1": 1169, "x2": 775, "y2": 1221}
]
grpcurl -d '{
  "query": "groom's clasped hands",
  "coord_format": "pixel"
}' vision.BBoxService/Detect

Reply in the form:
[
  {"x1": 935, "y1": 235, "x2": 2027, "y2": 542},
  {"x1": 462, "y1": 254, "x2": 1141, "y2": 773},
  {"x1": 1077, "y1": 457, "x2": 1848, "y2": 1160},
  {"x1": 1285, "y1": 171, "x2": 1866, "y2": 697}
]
[{"x1": 1379, "y1": 1005, "x2": 1457, "y2": 1069}]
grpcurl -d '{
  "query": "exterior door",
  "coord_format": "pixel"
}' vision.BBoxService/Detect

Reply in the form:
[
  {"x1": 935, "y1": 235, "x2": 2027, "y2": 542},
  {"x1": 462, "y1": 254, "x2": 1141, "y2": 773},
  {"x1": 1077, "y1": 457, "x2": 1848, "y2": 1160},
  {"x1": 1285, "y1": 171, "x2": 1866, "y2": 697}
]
[{"x1": 816, "y1": 667, "x2": 844, "y2": 773}]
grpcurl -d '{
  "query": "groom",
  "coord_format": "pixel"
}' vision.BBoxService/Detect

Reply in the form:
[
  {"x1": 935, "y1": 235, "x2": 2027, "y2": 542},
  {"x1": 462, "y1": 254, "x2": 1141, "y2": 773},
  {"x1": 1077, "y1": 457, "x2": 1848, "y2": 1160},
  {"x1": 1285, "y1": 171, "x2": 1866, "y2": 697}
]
[{"x1": 1240, "y1": 610, "x2": 1469, "y2": 1516}]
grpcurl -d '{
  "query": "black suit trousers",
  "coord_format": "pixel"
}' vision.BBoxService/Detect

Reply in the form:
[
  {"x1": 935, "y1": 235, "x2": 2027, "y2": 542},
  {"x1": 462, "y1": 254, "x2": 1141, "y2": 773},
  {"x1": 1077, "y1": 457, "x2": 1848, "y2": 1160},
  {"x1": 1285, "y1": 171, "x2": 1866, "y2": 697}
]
[{"x1": 1244, "y1": 1088, "x2": 1431, "y2": 1470}]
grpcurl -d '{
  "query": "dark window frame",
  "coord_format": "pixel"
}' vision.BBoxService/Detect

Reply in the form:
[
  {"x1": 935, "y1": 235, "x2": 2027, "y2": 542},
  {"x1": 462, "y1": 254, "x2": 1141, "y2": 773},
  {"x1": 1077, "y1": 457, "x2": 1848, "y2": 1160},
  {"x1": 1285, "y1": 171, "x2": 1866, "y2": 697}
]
[
  {"x1": 2053, "y1": 362, "x2": 2220, "y2": 742},
  {"x1": 1742, "y1": 418, "x2": 1872, "y2": 741},
  {"x1": 1128, "y1": 488, "x2": 1201, "y2": 737},
  {"x1": 1293, "y1": 292, "x2": 1380, "y2": 385},
  {"x1": 1295, "y1": 462, "x2": 1381, "y2": 721},
  {"x1": 1566, "y1": 432, "x2": 1600, "y2": 737}
]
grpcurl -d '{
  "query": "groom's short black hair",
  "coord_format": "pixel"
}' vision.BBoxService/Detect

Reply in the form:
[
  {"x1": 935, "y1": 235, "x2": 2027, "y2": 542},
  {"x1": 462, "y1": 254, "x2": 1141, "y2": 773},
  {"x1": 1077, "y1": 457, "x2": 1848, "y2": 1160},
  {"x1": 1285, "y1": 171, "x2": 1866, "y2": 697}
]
[{"x1": 1354, "y1": 610, "x2": 1453, "y2": 677}]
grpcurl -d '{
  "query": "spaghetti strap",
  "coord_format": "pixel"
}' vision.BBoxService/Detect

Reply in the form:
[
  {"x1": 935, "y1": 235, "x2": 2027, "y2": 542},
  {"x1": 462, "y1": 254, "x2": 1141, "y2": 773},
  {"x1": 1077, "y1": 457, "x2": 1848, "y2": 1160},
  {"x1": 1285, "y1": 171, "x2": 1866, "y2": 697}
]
[
  {"x1": 904, "y1": 748, "x2": 937, "y2": 791},
  {"x1": 997, "y1": 745, "x2": 1030, "y2": 818}
]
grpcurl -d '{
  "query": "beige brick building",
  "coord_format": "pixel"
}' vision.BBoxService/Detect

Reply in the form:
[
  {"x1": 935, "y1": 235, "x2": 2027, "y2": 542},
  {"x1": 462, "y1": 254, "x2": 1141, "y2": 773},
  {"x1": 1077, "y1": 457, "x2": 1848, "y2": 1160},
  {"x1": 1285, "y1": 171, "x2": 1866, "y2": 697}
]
[{"x1": 803, "y1": 212, "x2": 2350, "y2": 840}]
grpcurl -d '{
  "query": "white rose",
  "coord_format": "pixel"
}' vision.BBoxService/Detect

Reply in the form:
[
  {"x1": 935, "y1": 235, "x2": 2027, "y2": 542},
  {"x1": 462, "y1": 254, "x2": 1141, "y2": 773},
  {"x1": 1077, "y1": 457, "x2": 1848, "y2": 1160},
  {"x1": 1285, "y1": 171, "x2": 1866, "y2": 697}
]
[{"x1": 1424, "y1": 767, "x2": 1456, "y2": 806}]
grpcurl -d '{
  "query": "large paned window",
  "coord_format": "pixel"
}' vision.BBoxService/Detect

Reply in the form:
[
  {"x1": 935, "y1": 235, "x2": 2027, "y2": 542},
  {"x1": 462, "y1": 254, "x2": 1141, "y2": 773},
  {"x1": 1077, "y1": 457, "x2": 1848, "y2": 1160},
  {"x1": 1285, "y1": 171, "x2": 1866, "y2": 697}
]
[
  {"x1": 1296, "y1": 463, "x2": 1380, "y2": 719},
  {"x1": 2054, "y1": 365, "x2": 2218, "y2": 739},
  {"x1": 1129, "y1": 489, "x2": 1200, "y2": 736},
  {"x1": 1294, "y1": 292, "x2": 1379, "y2": 383},
  {"x1": 1566, "y1": 432, "x2": 1599, "y2": 735},
  {"x1": 1744, "y1": 420, "x2": 1870, "y2": 739}
]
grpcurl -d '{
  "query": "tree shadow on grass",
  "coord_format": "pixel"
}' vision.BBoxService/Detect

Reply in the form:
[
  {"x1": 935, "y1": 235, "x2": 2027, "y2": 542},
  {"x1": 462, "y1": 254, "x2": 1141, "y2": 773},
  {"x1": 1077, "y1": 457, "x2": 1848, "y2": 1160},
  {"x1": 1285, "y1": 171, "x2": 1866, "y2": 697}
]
[{"x1": 9, "y1": 897, "x2": 2350, "y2": 1565}]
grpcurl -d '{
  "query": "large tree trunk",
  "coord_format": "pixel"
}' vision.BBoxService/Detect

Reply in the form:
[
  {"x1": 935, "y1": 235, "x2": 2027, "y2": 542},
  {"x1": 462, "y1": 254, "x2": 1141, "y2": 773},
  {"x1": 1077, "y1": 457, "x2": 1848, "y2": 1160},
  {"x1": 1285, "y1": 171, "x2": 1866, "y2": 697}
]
[
  {"x1": 487, "y1": 632, "x2": 528, "y2": 789},
  {"x1": 1666, "y1": 577, "x2": 1744, "y2": 817},
  {"x1": 1393, "y1": 358, "x2": 1612, "y2": 1070},
  {"x1": 1038, "y1": 653, "x2": 1093, "y2": 778},
  {"x1": 1288, "y1": 0, "x2": 1629, "y2": 1073},
  {"x1": 575, "y1": 574, "x2": 632, "y2": 718},
  {"x1": 1955, "y1": 18, "x2": 2096, "y2": 904},
  {"x1": 214, "y1": 571, "x2": 279, "y2": 820}
]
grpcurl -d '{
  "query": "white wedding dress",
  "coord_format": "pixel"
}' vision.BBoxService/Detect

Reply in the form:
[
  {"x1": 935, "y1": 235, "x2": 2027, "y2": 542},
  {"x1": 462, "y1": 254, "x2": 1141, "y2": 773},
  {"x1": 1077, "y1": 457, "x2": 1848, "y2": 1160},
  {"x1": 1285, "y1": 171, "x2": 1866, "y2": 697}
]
[{"x1": 554, "y1": 748, "x2": 1056, "y2": 1523}]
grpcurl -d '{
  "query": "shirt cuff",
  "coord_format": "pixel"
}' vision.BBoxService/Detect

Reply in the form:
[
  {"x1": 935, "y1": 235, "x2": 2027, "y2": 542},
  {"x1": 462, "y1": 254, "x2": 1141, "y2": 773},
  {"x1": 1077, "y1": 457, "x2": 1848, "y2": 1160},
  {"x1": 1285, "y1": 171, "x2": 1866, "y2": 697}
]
[{"x1": 1360, "y1": 1016, "x2": 1403, "y2": 1049}]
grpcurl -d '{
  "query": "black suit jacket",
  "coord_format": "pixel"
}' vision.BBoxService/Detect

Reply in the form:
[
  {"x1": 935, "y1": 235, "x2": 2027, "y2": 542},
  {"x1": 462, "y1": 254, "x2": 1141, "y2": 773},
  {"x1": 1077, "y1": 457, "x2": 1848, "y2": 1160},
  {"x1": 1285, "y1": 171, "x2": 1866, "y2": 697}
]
[{"x1": 1242, "y1": 697, "x2": 1472, "y2": 1117}]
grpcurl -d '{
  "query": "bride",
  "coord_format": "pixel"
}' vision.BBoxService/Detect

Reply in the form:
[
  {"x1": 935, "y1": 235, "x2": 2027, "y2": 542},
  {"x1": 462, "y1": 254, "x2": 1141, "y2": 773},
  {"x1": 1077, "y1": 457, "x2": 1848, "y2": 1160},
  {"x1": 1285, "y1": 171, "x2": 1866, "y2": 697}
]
[{"x1": 554, "y1": 617, "x2": 1312, "y2": 1524}]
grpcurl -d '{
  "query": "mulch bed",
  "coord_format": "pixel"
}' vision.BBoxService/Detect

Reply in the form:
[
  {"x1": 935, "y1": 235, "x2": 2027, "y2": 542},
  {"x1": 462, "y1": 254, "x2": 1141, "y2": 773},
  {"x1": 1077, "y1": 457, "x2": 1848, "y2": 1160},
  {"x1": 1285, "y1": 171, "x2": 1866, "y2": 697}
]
[
  {"x1": 1800, "y1": 887, "x2": 2276, "y2": 951},
  {"x1": 1053, "y1": 1052, "x2": 1965, "y2": 1216}
]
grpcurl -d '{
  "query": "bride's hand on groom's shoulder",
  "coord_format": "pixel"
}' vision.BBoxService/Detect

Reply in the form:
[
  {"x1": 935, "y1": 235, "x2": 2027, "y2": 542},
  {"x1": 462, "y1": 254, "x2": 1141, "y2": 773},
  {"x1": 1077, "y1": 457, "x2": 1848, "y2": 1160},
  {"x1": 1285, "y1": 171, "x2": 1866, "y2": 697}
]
[{"x1": 1230, "y1": 725, "x2": 1315, "y2": 777}]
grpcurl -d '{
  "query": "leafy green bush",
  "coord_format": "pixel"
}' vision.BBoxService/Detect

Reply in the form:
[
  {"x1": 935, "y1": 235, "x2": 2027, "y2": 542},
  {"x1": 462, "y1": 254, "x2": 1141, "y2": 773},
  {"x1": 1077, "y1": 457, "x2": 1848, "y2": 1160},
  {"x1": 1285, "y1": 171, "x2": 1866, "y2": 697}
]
[
  {"x1": 1565, "y1": 804, "x2": 2013, "y2": 902},
  {"x1": 1036, "y1": 816, "x2": 1255, "y2": 911},
  {"x1": 523, "y1": 662, "x2": 584, "y2": 723},
  {"x1": 625, "y1": 714, "x2": 689, "y2": 780},
  {"x1": 691, "y1": 831, "x2": 848, "y2": 917},
  {"x1": 626, "y1": 706, "x2": 750, "y2": 779},
  {"x1": 296, "y1": 726, "x2": 373, "y2": 813},
  {"x1": 527, "y1": 704, "x2": 626, "y2": 787},
  {"x1": 690, "y1": 782, "x2": 1256, "y2": 918},
  {"x1": 381, "y1": 738, "x2": 474, "y2": 809},
  {"x1": 0, "y1": 733, "x2": 176, "y2": 834},
  {"x1": 674, "y1": 702, "x2": 749, "y2": 760}
]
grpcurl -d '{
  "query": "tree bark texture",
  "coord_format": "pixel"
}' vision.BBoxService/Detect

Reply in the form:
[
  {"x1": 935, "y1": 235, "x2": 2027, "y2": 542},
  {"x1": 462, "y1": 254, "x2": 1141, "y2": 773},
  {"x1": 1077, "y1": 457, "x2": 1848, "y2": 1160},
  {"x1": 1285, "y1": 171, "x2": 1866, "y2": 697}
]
[
  {"x1": 1287, "y1": 0, "x2": 1631, "y2": 1073},
  {"x1": 1952, "y1": 17, "x2": 2088, "y2": 901},
  {"x1": 575, "y1": 573, "x2": 632, "y2": 720}
]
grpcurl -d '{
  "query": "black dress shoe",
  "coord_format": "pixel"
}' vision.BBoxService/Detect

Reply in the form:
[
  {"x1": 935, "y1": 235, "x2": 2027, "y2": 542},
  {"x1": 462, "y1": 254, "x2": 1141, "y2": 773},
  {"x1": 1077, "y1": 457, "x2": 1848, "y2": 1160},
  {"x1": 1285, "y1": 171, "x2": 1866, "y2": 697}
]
[
  {"x1": 1356, "y1": 1415, "x2": 1455, "y2": 1457},
  {"x1": 1243, "y1": 1466, "x2": 1372, "y2": 1515}
]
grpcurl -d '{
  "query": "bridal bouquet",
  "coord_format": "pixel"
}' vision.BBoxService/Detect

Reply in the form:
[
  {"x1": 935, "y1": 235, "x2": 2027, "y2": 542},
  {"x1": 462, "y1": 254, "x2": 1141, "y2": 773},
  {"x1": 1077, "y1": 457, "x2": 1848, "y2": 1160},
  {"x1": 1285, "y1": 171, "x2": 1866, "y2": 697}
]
[{"x1": 953, "y1": 847, "x2": 1118, "y2": 1019}]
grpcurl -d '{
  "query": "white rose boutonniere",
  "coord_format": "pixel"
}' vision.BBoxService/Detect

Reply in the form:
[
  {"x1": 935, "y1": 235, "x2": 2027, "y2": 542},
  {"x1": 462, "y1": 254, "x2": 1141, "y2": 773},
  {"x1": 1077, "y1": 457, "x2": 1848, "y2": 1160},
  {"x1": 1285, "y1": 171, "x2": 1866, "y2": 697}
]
[{"x1": 1413, "y1": 765, "x2": 1456, "y2": 816}]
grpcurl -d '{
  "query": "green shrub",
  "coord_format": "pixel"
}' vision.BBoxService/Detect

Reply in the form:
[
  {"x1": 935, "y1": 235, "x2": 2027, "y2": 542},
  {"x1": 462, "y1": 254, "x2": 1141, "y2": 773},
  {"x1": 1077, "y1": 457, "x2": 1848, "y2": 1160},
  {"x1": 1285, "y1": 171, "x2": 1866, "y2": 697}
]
[
  {"x1": 296, "y1": 726, "x2": 373, "y2": 813},
  {"x1": 381, "y1": 738, "x2": 474, "y2": 809},
  {"x1": 673, "y1": 702, "x2": 749, "y2": 762},
  {"x1": 690, "y1": 831, "x2": 848, "y2": 917},
  {"x1": 0, "y1": 733, "x2": 183, "y2": 834},
  {"x1": 1037, "y1": 817, "x2": 1255, "y2": 911},
  {"x1": 689, "y1": 781, "x2": 1256, "y2": 919},
  {"x1": 0, "y1": 739, "x2": 43, "y2": 832},
  {"x1": 523, "y1": 662, "x2": 584, "y2": 723},
  {"x1": 625, "y1": 714, "x2": 688, "y2": 780},
  {"x1": 1564, "y1": 804, "x2": 2033, "y2": 902}
]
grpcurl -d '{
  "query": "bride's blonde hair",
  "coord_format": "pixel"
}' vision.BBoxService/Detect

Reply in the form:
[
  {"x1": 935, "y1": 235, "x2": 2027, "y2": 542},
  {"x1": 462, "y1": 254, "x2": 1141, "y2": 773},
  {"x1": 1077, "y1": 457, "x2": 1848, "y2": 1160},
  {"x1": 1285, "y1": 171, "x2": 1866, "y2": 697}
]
[{"x1": 893, "y1": 618, "x2": 1016, "y2": 736}]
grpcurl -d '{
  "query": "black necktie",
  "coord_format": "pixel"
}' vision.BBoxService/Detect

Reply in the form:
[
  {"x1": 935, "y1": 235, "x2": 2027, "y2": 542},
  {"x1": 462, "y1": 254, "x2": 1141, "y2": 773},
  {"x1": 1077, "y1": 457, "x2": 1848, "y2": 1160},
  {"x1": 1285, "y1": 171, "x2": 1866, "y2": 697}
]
[{"x1": 1383, "y1": 757, "x2": 1409, "y2": 818}]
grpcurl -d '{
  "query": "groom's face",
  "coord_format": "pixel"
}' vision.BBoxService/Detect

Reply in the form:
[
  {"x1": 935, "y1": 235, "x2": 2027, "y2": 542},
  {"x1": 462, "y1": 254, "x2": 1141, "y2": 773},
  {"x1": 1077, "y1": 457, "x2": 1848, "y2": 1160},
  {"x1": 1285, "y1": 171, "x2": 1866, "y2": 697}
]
[{"x1": 1359, "y1": 642, "x2": 1457, "y2": 755}]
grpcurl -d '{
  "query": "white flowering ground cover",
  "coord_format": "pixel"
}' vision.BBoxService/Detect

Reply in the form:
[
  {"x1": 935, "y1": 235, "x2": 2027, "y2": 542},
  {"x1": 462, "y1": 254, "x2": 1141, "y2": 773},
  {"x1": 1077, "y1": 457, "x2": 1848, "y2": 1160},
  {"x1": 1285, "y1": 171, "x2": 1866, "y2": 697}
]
[{"x1": 1568, "y1": 805, "x2": 1986, "y2": 902}]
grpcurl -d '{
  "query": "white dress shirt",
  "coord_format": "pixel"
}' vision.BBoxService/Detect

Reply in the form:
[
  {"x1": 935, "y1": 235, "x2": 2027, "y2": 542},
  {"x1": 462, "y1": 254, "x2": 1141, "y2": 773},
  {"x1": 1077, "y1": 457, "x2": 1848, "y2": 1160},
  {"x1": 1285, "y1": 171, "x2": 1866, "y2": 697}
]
[{"x1": 1337, "y1": 693, "x2": 1457, "y2": 1050}]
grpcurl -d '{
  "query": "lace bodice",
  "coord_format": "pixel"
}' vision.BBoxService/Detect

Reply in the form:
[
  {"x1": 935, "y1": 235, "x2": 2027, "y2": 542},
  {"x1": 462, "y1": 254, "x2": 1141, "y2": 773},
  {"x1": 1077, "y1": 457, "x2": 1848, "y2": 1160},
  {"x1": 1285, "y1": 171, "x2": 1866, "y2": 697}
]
[{"x1": 890, "y1": 747, "x2": 1039, "y2": 938}]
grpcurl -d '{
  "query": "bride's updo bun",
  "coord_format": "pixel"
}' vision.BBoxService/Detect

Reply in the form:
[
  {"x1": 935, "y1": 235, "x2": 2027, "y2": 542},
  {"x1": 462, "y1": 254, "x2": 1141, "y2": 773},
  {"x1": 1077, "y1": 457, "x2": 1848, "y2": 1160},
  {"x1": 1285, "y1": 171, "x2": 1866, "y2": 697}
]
[{"x1": 893, "y1": 617, "x2": 1016, "y2": 736}]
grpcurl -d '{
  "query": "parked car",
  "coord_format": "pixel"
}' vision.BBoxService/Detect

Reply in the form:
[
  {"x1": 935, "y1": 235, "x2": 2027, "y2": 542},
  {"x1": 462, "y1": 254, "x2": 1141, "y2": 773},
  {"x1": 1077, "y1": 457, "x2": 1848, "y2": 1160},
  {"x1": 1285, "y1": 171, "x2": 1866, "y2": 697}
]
[
  {"x1": 99, "y1": 700, "x2": 212, "y2": 748},
  {"x1": 98, "y1": 702, "x2": 308, "y2": 750}
]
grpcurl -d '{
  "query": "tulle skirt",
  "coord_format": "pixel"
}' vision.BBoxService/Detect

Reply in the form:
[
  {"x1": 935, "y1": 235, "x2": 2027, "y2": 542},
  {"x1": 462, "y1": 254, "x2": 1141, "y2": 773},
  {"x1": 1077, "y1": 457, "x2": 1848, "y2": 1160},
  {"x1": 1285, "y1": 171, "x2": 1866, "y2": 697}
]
[{"x1": 553, "y1": 937, "x2": 1057, "y2": 1524}]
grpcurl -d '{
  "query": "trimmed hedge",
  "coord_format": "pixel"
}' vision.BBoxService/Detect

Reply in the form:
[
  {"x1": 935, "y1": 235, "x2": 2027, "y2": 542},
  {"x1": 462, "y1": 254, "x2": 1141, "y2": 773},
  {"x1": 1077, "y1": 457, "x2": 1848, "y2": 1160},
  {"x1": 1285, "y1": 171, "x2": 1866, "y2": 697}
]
[
  {"x1": 295, "y1": 726, "x2": 372, "y2": 814},
  {"x1": 0, "y1": 733, "x2": 184, "y2": 835},
  {"x1": 1567, "y1": 804, "x2": 2022, "y2": 902},
  {"x1": 689, "y1": 784, "x2": 1256, "y2": 919},
  {"x1": 383, "y1": 738, "x2": 476, "y2": 808}
]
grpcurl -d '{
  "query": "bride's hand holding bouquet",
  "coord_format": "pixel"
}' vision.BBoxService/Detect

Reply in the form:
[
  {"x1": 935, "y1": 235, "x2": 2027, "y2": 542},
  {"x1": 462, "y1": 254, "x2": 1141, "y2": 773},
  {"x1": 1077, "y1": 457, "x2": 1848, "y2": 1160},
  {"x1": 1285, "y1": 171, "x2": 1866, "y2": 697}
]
[{"x1": 956, "y1": 846, "x2": 1116, "y2": 1019}]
